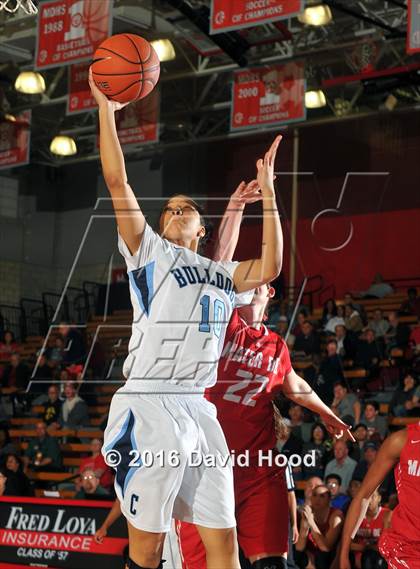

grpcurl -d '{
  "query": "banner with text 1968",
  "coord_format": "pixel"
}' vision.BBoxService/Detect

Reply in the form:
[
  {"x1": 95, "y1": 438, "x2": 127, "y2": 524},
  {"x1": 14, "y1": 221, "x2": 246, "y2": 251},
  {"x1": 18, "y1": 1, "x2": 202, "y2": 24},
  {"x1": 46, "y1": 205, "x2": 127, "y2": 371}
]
[
  {"x1": 231, "y1": 62, "x2": 306, "y2": 131},
  {"x1": 0, "y1": 111, "x2": 31, "y2": 170},
  {"x1": 36, "y1": 0, "x2": 113, "y2": 69},
  {"x1": 407, "y1": 0, "x2": 420, "y2": 53},
  {"x1": 210, "y1": 0, "x2": 304, "y2": 33}
]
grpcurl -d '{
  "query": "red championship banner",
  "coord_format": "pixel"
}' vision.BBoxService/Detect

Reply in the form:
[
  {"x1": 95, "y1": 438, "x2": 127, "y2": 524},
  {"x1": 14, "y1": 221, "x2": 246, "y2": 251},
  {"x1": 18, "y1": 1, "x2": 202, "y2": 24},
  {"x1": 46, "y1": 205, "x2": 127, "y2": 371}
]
[
  {"x1": 0, "y1": 497, "x2": 127, "y2": 568},
  {"x1": 116, "y1": 90, "x2": 159, "y2": 146},
  {"x1": 231, "y1": 62, "x2": 305, "y2": 131},
  {"x1": 36, "y1": 0, "x2": 113, "y2": 69},
  {"x1": 210, "y1": 0, "x2": 304, "y2": 33},
  {"x1": 0, "y1": 111, "x2": 31, "y2": 170},
  {"x1": 67, "y1": 62, "x2": 97, "y2": 114},
  {"x1": 407, "y1": 0, "x2": 420, "y2": 53}
]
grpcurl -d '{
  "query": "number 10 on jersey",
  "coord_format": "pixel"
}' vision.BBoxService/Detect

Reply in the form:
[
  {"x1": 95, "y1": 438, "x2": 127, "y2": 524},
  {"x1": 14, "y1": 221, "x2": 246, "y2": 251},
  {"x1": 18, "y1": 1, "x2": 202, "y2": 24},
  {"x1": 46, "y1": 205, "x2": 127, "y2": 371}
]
[{"x1": 199, "y1": 294, "x2": 226, "y2": 338}]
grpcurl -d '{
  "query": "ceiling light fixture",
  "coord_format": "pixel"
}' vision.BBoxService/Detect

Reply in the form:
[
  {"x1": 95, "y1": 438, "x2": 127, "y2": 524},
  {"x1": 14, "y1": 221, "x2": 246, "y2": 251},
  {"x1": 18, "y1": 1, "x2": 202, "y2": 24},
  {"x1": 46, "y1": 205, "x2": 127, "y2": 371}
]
[
  {"x1": 151, "y1": 39, "x2": 176, "y2": 62},
  {"x1": 305, "y1": 90, "x2": 327, "y2": 108},
  {"x1": 50, "y1": 135, "x2": 77, "y2": 157},
  {"x1": 14, "y1": 71, "x2": 46, "y2": 94},
  {"x1": 298, "y1": 4, "x2": 333, "y2": 26}
]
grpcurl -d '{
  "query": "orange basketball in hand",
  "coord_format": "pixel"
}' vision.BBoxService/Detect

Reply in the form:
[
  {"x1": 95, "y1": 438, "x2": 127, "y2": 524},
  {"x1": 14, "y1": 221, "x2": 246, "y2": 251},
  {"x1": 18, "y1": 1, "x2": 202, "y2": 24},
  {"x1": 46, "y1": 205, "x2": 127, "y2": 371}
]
[{"x1": 92, "y1": 34, "x2": 160, "y2": 103}]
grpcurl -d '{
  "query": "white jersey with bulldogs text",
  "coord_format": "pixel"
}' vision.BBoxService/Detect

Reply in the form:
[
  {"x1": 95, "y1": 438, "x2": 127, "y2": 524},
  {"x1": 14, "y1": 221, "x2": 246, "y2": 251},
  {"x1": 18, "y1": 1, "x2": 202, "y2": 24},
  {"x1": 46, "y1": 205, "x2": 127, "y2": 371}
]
[{"x1": 117, "y1": 223, "x2": 242, "y2": 392}]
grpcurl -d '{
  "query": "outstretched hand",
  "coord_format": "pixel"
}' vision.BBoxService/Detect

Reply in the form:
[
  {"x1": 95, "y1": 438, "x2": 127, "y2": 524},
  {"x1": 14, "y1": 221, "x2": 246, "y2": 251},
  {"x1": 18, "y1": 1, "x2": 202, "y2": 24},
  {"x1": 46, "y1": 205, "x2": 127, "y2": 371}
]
[
  {"x1": 321, "y1": 412, "x2": 355, "y2": 442},
  {"x1": 88, "y1": 67, "x2": 129, "y2": 112},
  {"x1": 256, "y1": 135, "x2": 282, "y2": 194},
  {"x1": 231, "y1": 179, "x2": 262, "y2": 205}
]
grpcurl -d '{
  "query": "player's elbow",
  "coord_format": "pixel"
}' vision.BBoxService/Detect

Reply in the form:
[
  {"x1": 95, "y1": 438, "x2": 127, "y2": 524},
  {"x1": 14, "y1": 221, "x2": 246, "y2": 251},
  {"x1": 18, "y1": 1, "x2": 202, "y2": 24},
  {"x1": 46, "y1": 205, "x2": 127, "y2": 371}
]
[{"x1": 104, "y1": 173, "x2": 127, "y2": 193}]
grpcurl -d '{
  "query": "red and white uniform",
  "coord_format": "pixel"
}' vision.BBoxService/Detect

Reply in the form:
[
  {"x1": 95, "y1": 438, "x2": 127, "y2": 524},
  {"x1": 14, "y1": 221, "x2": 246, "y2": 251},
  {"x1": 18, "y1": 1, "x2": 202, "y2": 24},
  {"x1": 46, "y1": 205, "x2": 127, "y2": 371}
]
[
  {"x1": 379, "y1": 423, "x2": 420, "y2": 569},
  {"x1": 178, "y1": 310, "x2": 292, "y2": 566},
  {"x1": 353, "y1": 507, "x2": 389, "y2": 566}
]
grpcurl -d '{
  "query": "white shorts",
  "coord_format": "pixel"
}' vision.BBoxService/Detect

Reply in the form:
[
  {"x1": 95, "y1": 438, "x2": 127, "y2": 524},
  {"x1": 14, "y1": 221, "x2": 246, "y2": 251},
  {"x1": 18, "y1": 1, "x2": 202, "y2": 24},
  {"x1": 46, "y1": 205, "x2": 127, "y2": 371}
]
[{"x1": 103, "y1": 388, "x2": 236, "y2": 533}]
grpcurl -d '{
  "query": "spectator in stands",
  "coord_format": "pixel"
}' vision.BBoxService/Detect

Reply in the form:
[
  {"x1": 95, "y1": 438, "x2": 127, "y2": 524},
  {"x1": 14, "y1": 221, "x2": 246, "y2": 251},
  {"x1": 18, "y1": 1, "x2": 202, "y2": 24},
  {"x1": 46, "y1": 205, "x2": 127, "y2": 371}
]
[
  {"x1": 47, "y1": 336, "x2": 65, "y2": 368},
  {"x1": 390, "y1": 371, "x2": 418, "y2": 417},
  {"x1": 31, "y1": 353, "x2": 52, "y2": 382},
  {"x1": 293, "y1": 321, "x2": 321, "y2": 360},
  {"x1": 56, "y1": 381, "x2": 90, "y2": 430},
  {"x1": 349, "y1": 423, "x2": 368, "y2": 462},
  {"x1": 289, "y1": 403, "x2": 312, "y2": 443},
  {"x1": 325, "y1": 473, "x2": 350, "y2": 512},
  {"x1": 406, "y1": 380, "x2": 420, "y2": 416},
  {"x1": 292, "y1": 310, "x2": 307, "y2": 337},
  {"x1": 321, "y1": 299, "x2": 338, "y2": 328},
  {"x1": 324, "y1": 304, "x2": 345, "y2": 334},
  {"x1": 344, "y1": 293, "x2": 367, "y2": 324},
  {"x1": 303, "y1": 423, "x2": 332, "y2": 480},
  {"x1": 399, "y1": 287, "x2": 420, "y2": 319},
  {"x1": 335, "y1": 325, "x2": 358, "y2": 360},
  {"x1": 331, "y1": 381, "x2": 361, "y2": 426},
  {"x1": 299, "y1": 475, "x2": 324, "y2": 508},
  {"x1": 0, "y1": 426, "x2": 17, "y2": 465},
  {"x1": 352, "y1": 441, "x2": 378, "y2": 481},
  {"x1": 42, "y1": 384, "x2": 62, "y2": 427},
  {"x1": 1, "y1": 353, "x2": 30, "y2": 390},
  {"x1": 79, "y1": 438, "x2": 114, "y2": 492},
  {"x1": 58, "y1": 323, "x2": 86, "y2": 365},
  {"x1": 409, "y1": 318, "x2": 420, "y2": 354},
  {"x1": 276, "y1": 316, "x2": 295, "y2": 349},
  {"x1": 324, "y1": 439, "x2": 357, "y2": 492},
  {"x1": 361, "y1": 401, "x2": 388, "y2": 440},
  {"x1": 75, "y1": 468, "x2": 111, "y2": 500},
  {"x1": 268, "y1": 299, "x2": 292, "y2": 329},
  {"x1": 5, "y1": 453, "x2": 33, "y2": 496},
  {"x1": 368, "y1": 309, "x2": 390, "y2": 338},
  {"x1": 348, "y1": 489, "x2": 390, "y2": 569},
  {"x1": 344, "y1": 304, "x2": 364, "y2": 333},
  {"x1": 385, "y1": 311, "x2": 411, "y2": 352},
  {"x1": 356, "y1": 273, "x2": 394, "y2": 299},
  {"x1": 355, "y1": 329, "x2": 383, "y2": 372},
  {"x1": 295, "y1": 483, "x2": 343, "y2": 569},
  {"x1": 316, "y1": 340, "x2": 344, "y2": 405},
  {"x1": 275, "y1": 418, "x2": 303, "y2": 480},
  {"x1": 348, "y1": 478, "x2": 362, "y2": 500},
  {"x1": 23, "y1": 421, "x2": 62, "y2": 472},
  {"x1": 0, "y1": 331, "x2": 19, "y2": 362}
]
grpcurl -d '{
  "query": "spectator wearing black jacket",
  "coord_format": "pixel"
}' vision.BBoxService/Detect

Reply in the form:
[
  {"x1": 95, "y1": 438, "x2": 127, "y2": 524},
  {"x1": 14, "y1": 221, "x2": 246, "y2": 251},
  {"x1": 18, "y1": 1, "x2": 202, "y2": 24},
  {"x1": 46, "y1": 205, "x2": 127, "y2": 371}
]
[
  {"x1": 390, "y1": 372, "x2": 418, "y2": 417},
  {"x1": 334, "y1": 325, "x2": 358, "y2": 360},
  {"x1": 316, "y1": 340, "x2": 344, "y2": 405},
  {"x1": 5, "y1": 454, "x2": 33, "y2": 496},
  {"x1": 355, "y1": 329, "x2": 383, "y2": 372},
  {"x1": 59, "y1": 323, "x2": 86, "y2": 365},
  {"x1": 385, "y1": 311, "x2": 411, "y2": 353},
  {"x1": 1, "y1": 353, "x2": 30, "y2": 390},
  {"x1": 294, "y1": 321, "x2": 321, "y2": 359}
]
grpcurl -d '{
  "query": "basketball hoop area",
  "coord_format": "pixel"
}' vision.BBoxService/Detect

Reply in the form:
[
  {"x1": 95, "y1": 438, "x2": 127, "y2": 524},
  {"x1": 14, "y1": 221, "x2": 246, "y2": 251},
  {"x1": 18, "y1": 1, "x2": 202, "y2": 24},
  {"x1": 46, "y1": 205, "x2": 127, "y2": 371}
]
[{"x1": 0, "y1": 0, "x2": 38, "y2": 15}]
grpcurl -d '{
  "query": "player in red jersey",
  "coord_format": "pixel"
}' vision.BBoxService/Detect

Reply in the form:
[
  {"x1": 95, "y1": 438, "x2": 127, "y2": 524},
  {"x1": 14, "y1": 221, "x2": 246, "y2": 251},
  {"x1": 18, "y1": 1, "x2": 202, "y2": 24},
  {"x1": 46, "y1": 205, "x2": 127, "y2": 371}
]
[
  {"x1": 340, "y1": 423, "x2": 420, "y2": 569},
  {"x1": 178, "y1": 181, "x2": 354, "y2": 569}
]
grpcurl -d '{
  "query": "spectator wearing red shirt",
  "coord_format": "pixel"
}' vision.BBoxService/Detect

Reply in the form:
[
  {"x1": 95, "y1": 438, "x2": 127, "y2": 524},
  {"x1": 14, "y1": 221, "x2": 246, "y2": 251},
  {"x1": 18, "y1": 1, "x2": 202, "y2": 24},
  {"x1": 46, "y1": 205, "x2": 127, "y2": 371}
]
[
  {"x1": 79, "y1": 438, "x2": 113, "y2": 492},
  {"x1": 0, "y1": 331, "x2": 19, "y2": 362}
]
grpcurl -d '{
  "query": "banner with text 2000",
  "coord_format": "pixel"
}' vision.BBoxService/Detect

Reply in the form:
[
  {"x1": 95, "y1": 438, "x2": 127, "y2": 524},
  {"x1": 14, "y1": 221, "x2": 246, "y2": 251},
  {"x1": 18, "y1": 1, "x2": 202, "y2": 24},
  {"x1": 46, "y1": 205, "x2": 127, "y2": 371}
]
[
  {"x1": 36, "y1": 0, "x2": 113, "y2": 69},
  {"x1": 210, "y1": 0, "x2": 304, "y2": 33},
  {"x1": 231, "y1": 62, "x2": 306, "y2": 131}
]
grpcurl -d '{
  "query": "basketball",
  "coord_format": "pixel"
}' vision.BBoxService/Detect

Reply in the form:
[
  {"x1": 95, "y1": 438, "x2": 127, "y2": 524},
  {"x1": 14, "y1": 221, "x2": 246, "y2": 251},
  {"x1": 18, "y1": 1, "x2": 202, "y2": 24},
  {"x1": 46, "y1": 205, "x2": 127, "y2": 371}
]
[{"x1": 92, "y1": 34, "x2": 160, "y2": 103}]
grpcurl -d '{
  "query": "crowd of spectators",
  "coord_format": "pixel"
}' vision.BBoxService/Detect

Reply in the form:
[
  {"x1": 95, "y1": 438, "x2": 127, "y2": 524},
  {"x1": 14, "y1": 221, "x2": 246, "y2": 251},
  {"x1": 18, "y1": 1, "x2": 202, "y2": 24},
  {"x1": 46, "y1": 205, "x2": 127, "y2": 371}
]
[{"x1": 0, "y1": 283, "x2": 419, "y2": 568}]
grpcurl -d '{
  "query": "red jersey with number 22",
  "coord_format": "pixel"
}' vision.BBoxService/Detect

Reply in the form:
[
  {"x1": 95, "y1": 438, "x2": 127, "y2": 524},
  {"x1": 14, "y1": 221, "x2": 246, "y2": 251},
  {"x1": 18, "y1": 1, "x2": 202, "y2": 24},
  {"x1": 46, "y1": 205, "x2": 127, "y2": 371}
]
[{"x1": 207, "y1": 309, "x2": 292, "y2": 459}]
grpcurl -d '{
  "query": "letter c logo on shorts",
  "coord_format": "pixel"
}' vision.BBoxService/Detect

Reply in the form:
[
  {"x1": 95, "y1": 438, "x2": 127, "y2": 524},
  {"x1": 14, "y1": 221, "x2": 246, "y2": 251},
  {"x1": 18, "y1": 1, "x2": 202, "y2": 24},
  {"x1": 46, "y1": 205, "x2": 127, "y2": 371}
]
[{"x1": 130, "y1": 493, "x2": 139, "y2": 515}]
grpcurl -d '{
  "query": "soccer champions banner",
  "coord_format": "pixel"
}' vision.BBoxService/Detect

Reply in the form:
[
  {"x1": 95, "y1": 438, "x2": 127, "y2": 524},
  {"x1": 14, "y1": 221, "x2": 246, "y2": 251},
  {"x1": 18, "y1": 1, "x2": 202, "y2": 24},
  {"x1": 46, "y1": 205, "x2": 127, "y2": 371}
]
[
  {"x1": 67, "y1": 62, "x2": 97, "y2": 114},
  {"x1": 210, "y1": 0, "x2": 304, "y2": 33},
  {"x1": 231, "y1": 62, "x2": 306, "y2": 131},
  {"x1": 115, "y1": 90, "x2": 160, "y2": 146},
  {"x1": 0, "y1": 497, "x2": 127, "y2": 568},
  {"x1": 407, "y1": 0, "x2": 420, "y2": 53},
  {"x1": 36, "y1": 0, "x2": 113, "y2": 69},
  {"x1": 0, "y1": 111, "x2": 31, "y2": 170}
]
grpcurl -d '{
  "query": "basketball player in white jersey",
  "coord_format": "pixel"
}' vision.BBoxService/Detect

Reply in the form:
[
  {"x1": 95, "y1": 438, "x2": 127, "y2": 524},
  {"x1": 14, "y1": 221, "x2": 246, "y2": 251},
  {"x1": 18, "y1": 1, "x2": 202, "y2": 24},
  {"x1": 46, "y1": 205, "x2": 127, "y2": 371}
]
[{"x1": 89, "y1": 70, "x2": 283, "y2": 569}]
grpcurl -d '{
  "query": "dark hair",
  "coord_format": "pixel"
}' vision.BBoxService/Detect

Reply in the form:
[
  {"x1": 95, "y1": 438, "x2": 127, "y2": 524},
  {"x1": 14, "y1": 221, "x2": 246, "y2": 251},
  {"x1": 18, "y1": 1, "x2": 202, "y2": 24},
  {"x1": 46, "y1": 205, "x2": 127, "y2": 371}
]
[
  {"x1": 365, "y1": 401, "x2": 379, "y2": 412},
  {"x1": 325, "y1": 473, "x2": 342, "y2": 485},
  {"x1": 2, "y1": 330, "x2": 15, "y2": 343},
  {"x1": 158, "y1": 195, "x2": 213, "y2": 251},
  {"x1": 327, "y1": 339, "x2": 337, "y2": 347},
  {"x1": 323, "y1": 298, "x2": 337, "y2": 319},
  {"x1": 333, "y1": 380, "x2": 347, "y2": 389},
  {"x1": 5, "y1": 453, "x2": 22, "y2": 470},
  {"x1": 310, "y1": 422, "x2": 328, "y2": 442},
  {"x1": 353, "y1": 423, "x2": 367, "y2": 431}
]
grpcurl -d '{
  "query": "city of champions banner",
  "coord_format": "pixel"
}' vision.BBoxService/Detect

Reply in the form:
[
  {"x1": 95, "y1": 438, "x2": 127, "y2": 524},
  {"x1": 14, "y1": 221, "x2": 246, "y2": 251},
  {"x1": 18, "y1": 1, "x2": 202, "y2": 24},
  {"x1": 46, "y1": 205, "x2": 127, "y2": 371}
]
[
  {"x1": 210, "y1": 0, "x2": 304, "y2": 33},
  {"x1": 36, "y1": 0, "x2": 113, "y2": 69},
  {"x1": 0, "y1": 497, "x2": 127, "y2": 568},
  {"x1": 407, "y1": 0, "x2": 420, "y2": 53},
  {"x1": 231, "y1": 62, "x2": 305, "y2": 131},
  {"x1": 0, "y1": 111, "x2": 31, "y2": 170}
]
